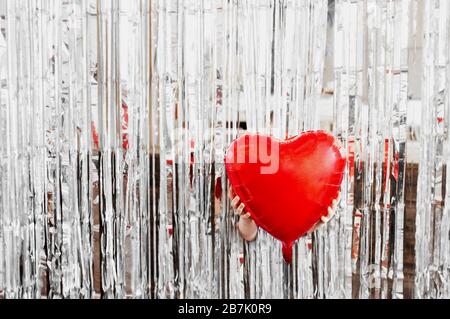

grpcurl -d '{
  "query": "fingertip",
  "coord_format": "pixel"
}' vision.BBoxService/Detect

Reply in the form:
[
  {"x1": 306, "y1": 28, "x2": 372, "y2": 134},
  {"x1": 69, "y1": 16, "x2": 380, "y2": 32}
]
[
  {"x1": 237, "y1": 202, "x2": 245, "y2": 215},
  {"x1": 231, "y1": 195, "x2": 240, "y2": 209}
]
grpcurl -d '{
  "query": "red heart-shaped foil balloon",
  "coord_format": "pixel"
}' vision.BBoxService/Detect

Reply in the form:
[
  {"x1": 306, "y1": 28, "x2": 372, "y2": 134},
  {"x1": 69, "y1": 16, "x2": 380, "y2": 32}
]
[{"x1": 225, "y1": 131, "x2": 346, "y2": 263}]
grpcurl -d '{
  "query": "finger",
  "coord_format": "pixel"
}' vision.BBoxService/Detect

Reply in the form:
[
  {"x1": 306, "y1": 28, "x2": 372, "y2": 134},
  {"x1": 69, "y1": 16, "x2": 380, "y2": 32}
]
[
  {"x1": 329, "y1": 205, "x2": 335, "y2": 216},
  {"x1": 242, "y1": 212, "x2": 252, "y2": 219},
  {"x1": 231, "y1": 195, "x2": 240, "y2": 209},
  {"x1": 321, "y1": 206, "x2": 334, "y2": 223},
  {"x1": 328, "y1": 206, "x2": 336, "y2": 220},
  {"x1": 236, "y1": 202, "x2": 245, "y2": 216},
  {"x1": 336, "y1": 192, "x2": 341, "y2": 203},
  {"x1": 332, "y1": 199, "x2": 337, "y2": 210},
  {"x1": 329, "y1": 206, "x2": 336, "y2": 218}
]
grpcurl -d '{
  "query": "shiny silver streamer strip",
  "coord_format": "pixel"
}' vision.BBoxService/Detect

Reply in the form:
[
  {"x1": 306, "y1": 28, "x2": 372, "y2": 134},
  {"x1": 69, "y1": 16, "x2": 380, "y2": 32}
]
[
  {"x1": 0, "y1": 0, "x2": 448, "y2": 299},
  {"x1": 334, "y1": 0, "x2": 412, "y2": 299},
  {"x1": 416, "y1": 0, "x2": 450, "y2": 299}
]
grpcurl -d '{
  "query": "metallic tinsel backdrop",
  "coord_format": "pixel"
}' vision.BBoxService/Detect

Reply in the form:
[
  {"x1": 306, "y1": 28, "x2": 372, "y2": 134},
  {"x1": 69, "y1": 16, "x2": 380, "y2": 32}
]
[{"x1": 0, "y1": 0, "x2": 448, "y2": 299}]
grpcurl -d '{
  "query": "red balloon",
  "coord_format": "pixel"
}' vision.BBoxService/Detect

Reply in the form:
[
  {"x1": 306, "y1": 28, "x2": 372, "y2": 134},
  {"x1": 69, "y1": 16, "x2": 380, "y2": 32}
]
[{"x1": 225, "y1": 131, "x2": 346, "y2": 263}]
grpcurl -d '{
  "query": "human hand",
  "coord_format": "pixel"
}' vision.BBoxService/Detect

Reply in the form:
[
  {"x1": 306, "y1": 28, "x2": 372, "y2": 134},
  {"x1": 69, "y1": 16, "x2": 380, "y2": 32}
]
[
  {"x1": 307, "y1": 192, "x2": 340, "y2": 234},
  {"x1": 229, "y1": 186, "x2": 258, "y2": 242}
]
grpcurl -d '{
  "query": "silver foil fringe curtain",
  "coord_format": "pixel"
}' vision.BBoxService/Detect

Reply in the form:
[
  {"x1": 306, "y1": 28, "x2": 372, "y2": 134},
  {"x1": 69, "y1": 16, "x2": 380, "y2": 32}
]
[{"x1": 0, "y1": 0, "x2": 449, "y2": 299}]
